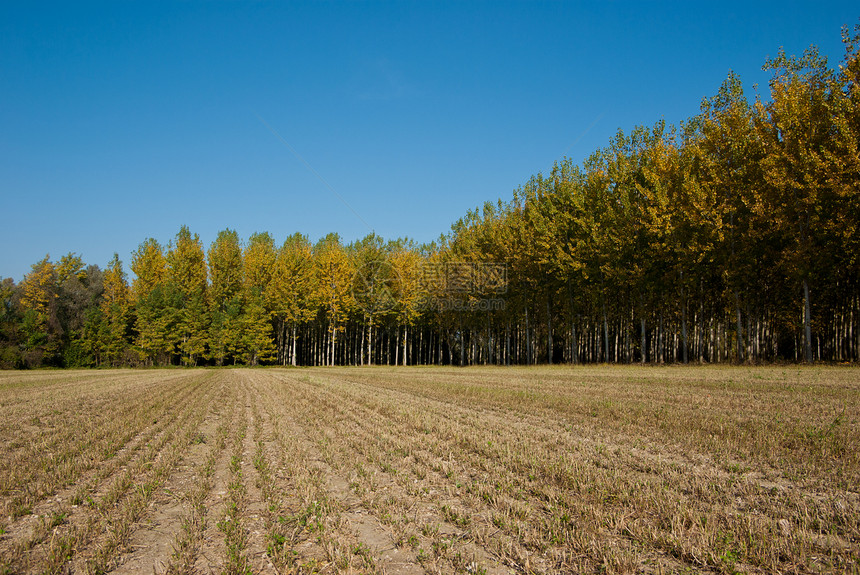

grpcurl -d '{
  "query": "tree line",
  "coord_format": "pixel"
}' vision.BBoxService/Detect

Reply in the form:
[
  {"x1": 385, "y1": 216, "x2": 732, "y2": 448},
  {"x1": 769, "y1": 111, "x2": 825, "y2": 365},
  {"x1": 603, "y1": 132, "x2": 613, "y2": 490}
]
[{"x1": 2, "y1": 28, "x2": 859, "y2": 368}]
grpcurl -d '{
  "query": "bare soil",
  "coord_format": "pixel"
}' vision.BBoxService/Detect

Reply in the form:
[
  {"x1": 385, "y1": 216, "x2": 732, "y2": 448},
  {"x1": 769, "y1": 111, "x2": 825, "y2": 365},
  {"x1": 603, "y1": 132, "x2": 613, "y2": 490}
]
[{"x1": 0, "y1": 365, "x2": 857, "y2": 574}]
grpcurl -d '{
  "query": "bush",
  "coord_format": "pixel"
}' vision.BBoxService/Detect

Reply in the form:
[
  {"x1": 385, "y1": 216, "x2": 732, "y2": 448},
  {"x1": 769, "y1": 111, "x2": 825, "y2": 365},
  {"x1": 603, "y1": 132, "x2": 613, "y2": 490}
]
[{"x1": 0, "y1": 345, "x2": 22, "y2": 369}]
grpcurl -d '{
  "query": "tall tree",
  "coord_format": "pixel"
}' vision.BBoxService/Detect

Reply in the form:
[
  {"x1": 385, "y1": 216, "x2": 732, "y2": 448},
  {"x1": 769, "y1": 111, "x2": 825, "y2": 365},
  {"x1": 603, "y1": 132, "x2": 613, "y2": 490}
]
[
  {"x1": 166, "y1": 226, "x2": 209, "y2": 366},
  {"x1": 683, "y1": 73, "x2": 766, "y2": 362},
  {"x1": 100, "y1": 254, "x2": 130, "y2": 365},
  {"x1": 0, "y1": 277, "x2": 21, "y2": 368},
  {"x1": 19, "y1": 255, "x2": 60, "y2": 366},
  {"x1": 314, "y1": 233, "x2": 354, "y2": 365},
  {"x1": 131, "y1": 238, "x2": 172, "y2": 365},
  {"x1": 240, "y1": 294, "x2": 276, "y2": 365},
  {"x1": 56, "y1": 258, "x2": 104, "y2": 367},
  {"x1": 758, "y1": 47, "x2": 841, "y2": 362},
  {"x1": 56, "y1": 253, "x2": 86, "y2": 285},
  {"x1": 207, "y1": 230, "x2": 244, "y2": 365},
  {"x1": 350, "y1": 234, "x2": 395, "y2": 365},
  {"x1": 390, "y1": 244, "x2": 423, "y2": 365},
  {"x1": 269, "y1": 233, "x2": 317, "y2": 366},
  {"x1": 241, "y1": 232, "x2": 277, "y2": 365}
]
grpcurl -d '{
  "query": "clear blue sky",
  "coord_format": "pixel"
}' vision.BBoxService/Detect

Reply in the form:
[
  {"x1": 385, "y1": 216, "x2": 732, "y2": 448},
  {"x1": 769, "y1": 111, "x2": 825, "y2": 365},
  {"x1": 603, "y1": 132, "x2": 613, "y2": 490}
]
[{"x1": 1, "y1": 1, "x2": 857, "y2": 282}]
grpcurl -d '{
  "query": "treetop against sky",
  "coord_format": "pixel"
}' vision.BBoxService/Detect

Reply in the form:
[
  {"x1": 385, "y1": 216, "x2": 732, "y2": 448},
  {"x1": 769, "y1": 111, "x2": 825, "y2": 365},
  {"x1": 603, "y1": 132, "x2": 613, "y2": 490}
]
[{"x1": 1, "y1": 2, "x2": 858, "y2": 282}]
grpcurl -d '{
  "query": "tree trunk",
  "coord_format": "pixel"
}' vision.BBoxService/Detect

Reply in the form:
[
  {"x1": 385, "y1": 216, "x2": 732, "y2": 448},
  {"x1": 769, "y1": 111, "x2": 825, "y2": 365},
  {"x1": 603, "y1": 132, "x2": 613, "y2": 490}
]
[
  {"x1": 681, "y1": 298, "x2": 688, "y2": 364},
  {"x1": 505, "y1": 322, "x2": 511, "y2": 366},
  {"x1": 525, "y1": 308, "x2": 531, "y2": 365},
  {"x1": 602, "y1": 300, "x2": 609, "y2": 363},
  {"x1": 546, "y1": 297, "x2": 553, "y2": 365},
  {"x1": 395, "y1": 325, "x2": 400, "y2": 366},
  {"x1": 734, "y1": 291, "x2": 744, "y2": 363},
  {"x1": 803, "y1": 278, "x2": 813, "y2": 363},
  {"x1": 291, "y1": 323, "x2": 297, "y2": 366}
]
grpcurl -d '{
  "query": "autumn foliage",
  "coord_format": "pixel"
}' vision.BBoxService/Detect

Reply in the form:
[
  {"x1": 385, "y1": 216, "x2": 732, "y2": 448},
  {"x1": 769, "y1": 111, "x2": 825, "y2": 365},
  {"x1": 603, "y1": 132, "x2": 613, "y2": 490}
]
[{"x1": 1, "y1": 29, "x2": 859, "y2": 367}]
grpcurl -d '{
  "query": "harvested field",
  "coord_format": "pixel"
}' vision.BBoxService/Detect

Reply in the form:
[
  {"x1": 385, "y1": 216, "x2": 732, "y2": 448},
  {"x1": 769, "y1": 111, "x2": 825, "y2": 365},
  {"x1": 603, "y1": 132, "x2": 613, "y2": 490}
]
[{"x1": 0, "y1": 366, "x2": 857, "y2": 574}]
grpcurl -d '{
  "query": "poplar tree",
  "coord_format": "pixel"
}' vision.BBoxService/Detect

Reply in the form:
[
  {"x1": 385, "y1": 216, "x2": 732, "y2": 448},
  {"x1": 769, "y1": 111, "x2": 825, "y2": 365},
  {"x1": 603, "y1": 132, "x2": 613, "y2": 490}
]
[
  {"x1": 758, "y1": 47, "x2": 841, "y2": 362},
  {"x1": 269, "y1": 233, "x2": 317, "y2": 365},
  {"x1": 101, "y1": 254, "x2": 130, "y2": 365},
  {"x1": 166, "y1": 226, "x2": 209, "y2": 366},
  {"x1": 56, "y1": 253, "x2": 86, "y2": 285},
  {"x1": 692, "y1": 73, "x2": 764, "y2": 362},
  {"x1": 19, "y1": 255, "x2": 59, "y2": 365},
  {"x1": 390, "y1": 245, "x2": 423, "y2": 365},
  {"x1": 207, "y1": 230, "x2": 244, "y2": 365},
  {"x1": 242, "y1": 232, "x2": 277, "y2": 365},
  {"x1": 131, "y1": 238, "x2": 171, "y2": 365},
  {"x1": 314, "y1": 233, "x2": 354, "y2": 365},
  {"x1": 350, "y1": 233, "x2": 394, "y2": 365},
  {"x1": 240, "y1": 295, "x2": 276, "y2": 365}
]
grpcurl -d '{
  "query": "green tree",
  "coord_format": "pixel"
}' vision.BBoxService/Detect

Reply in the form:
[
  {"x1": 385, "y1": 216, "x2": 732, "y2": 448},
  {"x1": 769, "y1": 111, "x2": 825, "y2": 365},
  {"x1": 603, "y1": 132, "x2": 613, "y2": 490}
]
[
  {"x1": 132, "y1": 238, "x2": 172, "y2": 365},
  {"x1": 101, "y1": 254, "x2": 130, "y2": 366},
  {"x1": 240, "y1": 293, "x2": 276, "y2": 365},
  {"x1": 314, "y1": 233, "x2": 354, "y2": 365},
  {"x1": 758, "y1": 47, "x2": 842, "y2": 362},
  {"x1": 166, "y1": 226, "x2": 209, "y2": 366},
  {"x1": 390, "y1": 245, "x2": 423, "y2": 365},
  {"x1": 0, "y1": 277, "x2": 22, "y2": 368},
  {"x1": 207, "y1": 230, "x2": 244, "y2": 365},
  {"x1": 56, "y1": 261, "x2": 104, "y2": 367},
  {"x1": 56, "y1": 253, "x2": 86, "y2": 285},
  {"x1": 241, "y1": 232, "x2": 277, "y2": 365},
  {"x1": 269, "y1": 233, "x2": 317, "y2": 366},
  {"x1": 691, "y1": 73, "x2": 767, "y2": 362},
  {"x1": 19, "y1": 255, "x2": 60, "y2": 366},
  {"x1": 350, "y1": 233, "x2": 395, "y2": 365}
]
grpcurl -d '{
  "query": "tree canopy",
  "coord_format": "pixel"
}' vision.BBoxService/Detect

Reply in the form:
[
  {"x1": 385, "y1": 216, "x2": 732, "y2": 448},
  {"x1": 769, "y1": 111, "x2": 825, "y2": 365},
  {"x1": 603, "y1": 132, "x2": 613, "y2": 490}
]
[{"x1": 2, "y1": 28, "x2": 858, "y2": 367}]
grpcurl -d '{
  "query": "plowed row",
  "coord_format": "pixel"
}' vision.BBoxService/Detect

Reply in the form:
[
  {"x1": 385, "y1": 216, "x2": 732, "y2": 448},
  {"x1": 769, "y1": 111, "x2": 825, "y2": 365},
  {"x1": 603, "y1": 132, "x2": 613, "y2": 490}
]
[{"x1": 0, "y1": 366, "x2": 857, "y2": 574}]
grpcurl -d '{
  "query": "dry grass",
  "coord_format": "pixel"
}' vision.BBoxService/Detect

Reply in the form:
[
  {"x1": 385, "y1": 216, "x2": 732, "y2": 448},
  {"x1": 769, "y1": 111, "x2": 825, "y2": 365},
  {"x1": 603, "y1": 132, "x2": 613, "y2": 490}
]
[{"x1": 0, "y1": 365, "x2": 856, "y2": 574}]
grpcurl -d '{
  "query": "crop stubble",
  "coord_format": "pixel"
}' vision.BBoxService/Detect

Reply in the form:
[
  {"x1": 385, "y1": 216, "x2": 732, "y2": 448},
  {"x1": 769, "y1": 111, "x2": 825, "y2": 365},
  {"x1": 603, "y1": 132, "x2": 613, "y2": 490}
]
[{"x1": 0, "y1": 366, "x2": 857, "y2": 574}]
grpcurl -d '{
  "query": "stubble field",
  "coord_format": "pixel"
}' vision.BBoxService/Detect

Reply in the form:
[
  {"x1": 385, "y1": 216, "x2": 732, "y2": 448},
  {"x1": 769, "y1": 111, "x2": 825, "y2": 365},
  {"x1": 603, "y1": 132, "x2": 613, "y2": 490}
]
[{"x1": 0, "y1": 366, "x2": 857, "y2": 575}]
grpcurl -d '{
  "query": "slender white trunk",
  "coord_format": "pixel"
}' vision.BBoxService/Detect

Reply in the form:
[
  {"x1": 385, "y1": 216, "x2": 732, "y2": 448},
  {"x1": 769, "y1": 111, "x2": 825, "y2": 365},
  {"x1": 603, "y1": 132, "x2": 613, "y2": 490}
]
[
  {"x1": 547, "y1": 298, "x2": 553, "y2": 364},
  {"x1": 291, "y1": 323, "x2": 297, "y2": 366},
  {"x1": 803, "y1": 279, "x2": 813, "y2": 363},
  {"x1": 681, "y1": 300, "x2": 688, "y2": 364},
  {"x1": 734, "y1": 291, "x2": 743, "y2": 363}
]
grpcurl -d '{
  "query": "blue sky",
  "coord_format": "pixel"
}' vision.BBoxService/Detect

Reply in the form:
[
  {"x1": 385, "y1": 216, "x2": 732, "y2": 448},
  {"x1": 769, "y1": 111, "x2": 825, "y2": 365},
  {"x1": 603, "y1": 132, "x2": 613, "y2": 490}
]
[{"x1": 1, "y1": 1, "x2": 857, "y2": 281}]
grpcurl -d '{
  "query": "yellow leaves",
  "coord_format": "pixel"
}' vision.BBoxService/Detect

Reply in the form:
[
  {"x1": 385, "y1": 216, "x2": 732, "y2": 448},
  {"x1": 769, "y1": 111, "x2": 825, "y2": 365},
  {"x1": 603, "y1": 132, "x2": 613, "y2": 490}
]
[
  {"x1": 167, "y1": 226, "x2": 207, "y2": 298},
  {"x1": 243, "y1": 232, "x2": 276, "y2": 297},
  {"x1": 20, "y1": 255, "x2": 56, "y2": 316},
  {"x1": 389, "y1": 248, "x2": 423, "y2": 326},
  {"x1": 269, "y1": 234, "x2": 316, "y2": 323},
  {"x1": 56, "y1": 253, "x2": 85, "y2": 284},
  {"x1": 314, "y1": 235, "x2": 354, "y2": 325},
  {"x1": 101, "y1": 255, "x2": 130, "y2": 316},
  {"x1": 132, "y1": 238, "x2": 167, "y2": 302},
  {"x1": 208, "y1": 230, "x2": 243, "y2": 308}
]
